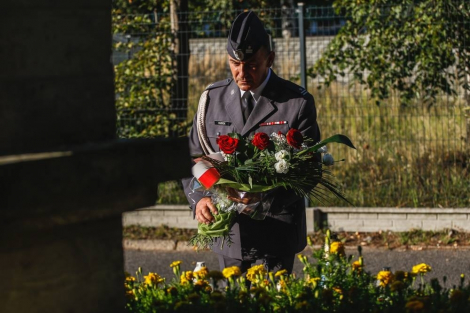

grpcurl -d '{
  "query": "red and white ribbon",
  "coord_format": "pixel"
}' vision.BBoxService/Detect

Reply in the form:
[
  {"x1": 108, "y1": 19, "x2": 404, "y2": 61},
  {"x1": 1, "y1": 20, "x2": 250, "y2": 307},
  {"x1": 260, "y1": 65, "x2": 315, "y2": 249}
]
[{"x1": 192, "y1": 160, "x2": 220, "y2": 189}]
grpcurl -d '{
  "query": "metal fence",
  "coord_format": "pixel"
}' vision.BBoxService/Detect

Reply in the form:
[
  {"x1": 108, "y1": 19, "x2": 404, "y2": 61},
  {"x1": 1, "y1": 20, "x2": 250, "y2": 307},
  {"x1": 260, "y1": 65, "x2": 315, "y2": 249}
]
[{"x1": 113, "y1": 5, "x2": 468, "y2": 161}]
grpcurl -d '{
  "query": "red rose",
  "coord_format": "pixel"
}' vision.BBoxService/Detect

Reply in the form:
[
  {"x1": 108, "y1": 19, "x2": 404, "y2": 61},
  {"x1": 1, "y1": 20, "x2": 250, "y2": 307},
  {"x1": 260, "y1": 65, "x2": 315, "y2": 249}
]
[
  {"x1": 286, "y1": 128, "x2": 304, "y2": 149},
  {"x1": 251, "y1": 132, "x2": 270, "y2": 150},
  {"x1": 216, "y1": 135, "x2": 239, "y2": 154}
]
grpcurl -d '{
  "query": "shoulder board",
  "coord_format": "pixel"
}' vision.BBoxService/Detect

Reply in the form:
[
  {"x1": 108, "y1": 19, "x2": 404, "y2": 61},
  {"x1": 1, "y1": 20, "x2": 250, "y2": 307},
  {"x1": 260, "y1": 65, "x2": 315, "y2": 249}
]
[
  {"x1": 285, "y1": 82, "x2": 309, "y2": 97},
  {"x1": 205, "y1": 78, "x2": 233, "y2": 90}
]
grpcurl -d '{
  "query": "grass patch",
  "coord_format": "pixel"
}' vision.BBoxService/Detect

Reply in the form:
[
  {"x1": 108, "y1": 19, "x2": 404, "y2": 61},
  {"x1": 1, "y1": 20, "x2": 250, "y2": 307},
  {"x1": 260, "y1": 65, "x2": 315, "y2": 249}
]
[
  {"x1": 123, "y1": 225, "x2": 196, "y2": 242},
  {"x1": 307, "y1": 229, "x2": 470, "y2": 249},
  {"x1": 154, "y1": 50, "x2": 470, "y2": 208}
]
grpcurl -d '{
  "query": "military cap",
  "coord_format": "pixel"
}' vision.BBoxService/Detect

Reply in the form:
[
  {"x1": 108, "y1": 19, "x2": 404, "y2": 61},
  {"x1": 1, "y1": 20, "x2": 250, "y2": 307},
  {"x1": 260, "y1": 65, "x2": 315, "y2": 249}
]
[{"x1": 227, "y1": 11, "x2": 271, "y2": 61}]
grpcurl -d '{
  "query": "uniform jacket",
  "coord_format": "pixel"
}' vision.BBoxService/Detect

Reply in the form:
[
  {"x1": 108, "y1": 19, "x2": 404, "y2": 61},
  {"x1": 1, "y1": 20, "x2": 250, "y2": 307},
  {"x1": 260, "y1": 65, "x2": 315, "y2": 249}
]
[{"x1": 182, "y1": 71, "x2": 320, "y2": 260}]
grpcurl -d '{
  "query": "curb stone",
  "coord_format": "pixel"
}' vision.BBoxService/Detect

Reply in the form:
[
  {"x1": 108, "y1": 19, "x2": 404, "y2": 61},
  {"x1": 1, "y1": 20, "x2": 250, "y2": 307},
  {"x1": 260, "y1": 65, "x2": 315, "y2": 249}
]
[{"x1": 123, "y1": 239, "x2": 470, "y2": 252}]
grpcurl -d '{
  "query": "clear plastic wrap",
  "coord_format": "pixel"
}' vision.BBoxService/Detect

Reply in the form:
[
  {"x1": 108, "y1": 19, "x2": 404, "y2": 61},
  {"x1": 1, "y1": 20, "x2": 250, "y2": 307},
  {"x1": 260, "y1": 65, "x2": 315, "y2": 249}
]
[{"x1": 190, "y1": 179, "x2": 270, "y2": 220}]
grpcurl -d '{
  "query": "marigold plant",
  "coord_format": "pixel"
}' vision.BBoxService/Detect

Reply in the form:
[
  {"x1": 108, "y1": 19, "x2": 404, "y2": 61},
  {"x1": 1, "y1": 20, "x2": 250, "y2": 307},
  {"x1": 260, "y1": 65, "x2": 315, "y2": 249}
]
[
  {"x1": 124, "y1": 231, "x2": 470, "y2": 312},
  {"x1": 411, "y1": 263, "x2": 432, "y2": 275}
]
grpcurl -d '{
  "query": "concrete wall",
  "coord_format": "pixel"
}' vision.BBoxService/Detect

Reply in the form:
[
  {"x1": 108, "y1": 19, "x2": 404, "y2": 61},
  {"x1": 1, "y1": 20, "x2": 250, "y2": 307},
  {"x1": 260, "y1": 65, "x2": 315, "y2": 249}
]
[
  {"x1": 189, "y1": 36, "x2": 332, "y2": 67},
  {"x1": 123, "y1": 205, "x2": 470, "y2": 233},
  {"x1": 320, "y1": 207, "x2": 470, "y2": 232},
  {"x1": 0, "y1": 1, "x2": 190, "y2": 312}
]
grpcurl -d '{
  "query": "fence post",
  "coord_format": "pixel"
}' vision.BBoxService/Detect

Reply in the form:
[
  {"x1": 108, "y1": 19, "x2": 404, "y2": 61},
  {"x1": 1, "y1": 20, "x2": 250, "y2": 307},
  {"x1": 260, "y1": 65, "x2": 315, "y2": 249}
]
[{"x1": 297, "y1": 2, "x2": 307, "y2": 89}]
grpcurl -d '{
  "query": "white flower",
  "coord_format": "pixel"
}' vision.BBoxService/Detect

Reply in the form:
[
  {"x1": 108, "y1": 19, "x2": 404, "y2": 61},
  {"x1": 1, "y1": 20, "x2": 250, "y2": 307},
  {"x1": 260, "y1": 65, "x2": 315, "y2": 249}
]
[
  {"x1": 270, "y1": 132, "x2": 286, "y2": 143},
  {"x1": 274, "y1": 159, "x2": 289, "y2": 174},
  {"x1": 275, "y1": 150, "x2": 290, "y2": 161},
  {"x1": 322, "y1": 153, "x2": 334, "y2": 166},
  {"x1": 317, "y1": 145, "x2": 328, "y2": 153}
]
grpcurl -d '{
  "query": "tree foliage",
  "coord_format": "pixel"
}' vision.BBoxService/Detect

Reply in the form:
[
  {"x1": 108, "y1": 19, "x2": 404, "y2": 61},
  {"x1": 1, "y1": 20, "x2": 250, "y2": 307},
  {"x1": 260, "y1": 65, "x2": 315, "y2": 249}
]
[
  {"x1": 113, "y1": 0, "x2": 189, "y2": 138},
  {"x1": 308, "y1": 0, "x2": 470, "y2": 106}
]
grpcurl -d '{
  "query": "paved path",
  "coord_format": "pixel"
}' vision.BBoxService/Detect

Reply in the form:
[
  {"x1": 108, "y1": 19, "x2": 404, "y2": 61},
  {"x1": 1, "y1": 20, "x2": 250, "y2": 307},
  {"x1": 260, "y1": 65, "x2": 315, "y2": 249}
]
[{"x1": 124, "y1": 246, "x2": 470, "y2": 288}]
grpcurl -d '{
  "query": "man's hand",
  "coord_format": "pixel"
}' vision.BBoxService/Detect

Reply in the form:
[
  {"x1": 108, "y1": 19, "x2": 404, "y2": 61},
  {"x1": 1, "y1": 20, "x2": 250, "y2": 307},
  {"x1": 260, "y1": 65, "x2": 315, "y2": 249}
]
[{"x1": 195, "y1": 197, "x2": 218, "y2": 224}]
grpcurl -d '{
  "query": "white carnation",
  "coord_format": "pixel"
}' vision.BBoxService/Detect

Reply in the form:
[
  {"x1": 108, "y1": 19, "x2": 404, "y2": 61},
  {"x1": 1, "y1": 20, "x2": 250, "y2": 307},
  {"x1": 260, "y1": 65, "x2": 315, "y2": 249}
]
[
  {"x1": 275, "y1": 150, "x2": 290, "y2": 161},
  {"x1": 322, "y1": 153, "x2": 334, "y2": 166},
  {"x1": 274, "y1": 159, "x2": 289, "y2": 174}
]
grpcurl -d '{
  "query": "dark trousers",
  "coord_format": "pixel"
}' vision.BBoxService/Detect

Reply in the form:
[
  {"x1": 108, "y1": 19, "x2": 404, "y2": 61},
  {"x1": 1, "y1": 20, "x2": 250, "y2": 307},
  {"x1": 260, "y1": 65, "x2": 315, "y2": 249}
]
[{"x1": 217, "y1": 253, "x2": 295, "y2": 274}]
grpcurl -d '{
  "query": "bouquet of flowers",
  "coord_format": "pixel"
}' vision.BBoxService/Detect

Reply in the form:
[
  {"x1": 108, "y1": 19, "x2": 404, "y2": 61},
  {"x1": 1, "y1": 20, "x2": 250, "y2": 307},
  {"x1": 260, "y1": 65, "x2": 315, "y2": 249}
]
[{"x1": 189, "y1": 129, "x2": 355, "y2": 250}]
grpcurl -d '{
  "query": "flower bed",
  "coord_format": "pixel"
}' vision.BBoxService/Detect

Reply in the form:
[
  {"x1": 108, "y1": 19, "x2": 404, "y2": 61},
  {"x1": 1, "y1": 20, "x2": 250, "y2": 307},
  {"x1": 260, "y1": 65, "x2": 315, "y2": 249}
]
[{"x1": 124, "y1": 231, "x2": 470, "y2": 312}]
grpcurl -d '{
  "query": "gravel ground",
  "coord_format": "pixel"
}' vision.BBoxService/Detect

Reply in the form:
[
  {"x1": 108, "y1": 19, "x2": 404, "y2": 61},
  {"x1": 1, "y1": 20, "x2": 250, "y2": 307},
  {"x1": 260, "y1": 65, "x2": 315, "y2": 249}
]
[{"x1": 124, "y1": 246, "x2": 470, "y2": 288}]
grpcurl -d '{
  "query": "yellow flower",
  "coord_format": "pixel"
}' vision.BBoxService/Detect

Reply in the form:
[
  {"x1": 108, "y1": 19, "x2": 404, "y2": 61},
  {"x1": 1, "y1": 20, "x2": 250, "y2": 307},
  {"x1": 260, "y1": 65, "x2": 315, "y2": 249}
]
[
  {"x1": 194, "y1": 266, "x2": 209, "y2": 279},
  {"x1": 307, "y1": 277, "x2": 321, "y2": 287},
  {"x1": 352, "y1": 260, "x2": 362, "y2": 273},
  {"x1": 330, "y1": 241, "x2": 345, "y2": 256},
  {"x1": 297, "y1": 254, "x2": 308, "y2": 265},
  {"x1": 170, "y1": 260, "x2": 182, "y2": 268},
  {"x1": 275, "y1": 269, "x2": 288, "y2": 277},
  {"x1": 124, "y1": 275, "x2": 136, "y2": 289},
  {"x1": 411, "y1": 263, "x2": 431, "y2": 275},
  {"x1": 278, "y1": 280, "x2": 287, "y2": 292},
  {"x1": 144, "y1": 272, "x2": 164, "y2": 286},
  {"x1": 333, "y1": 286, "x2": 342, "y2": 294},
  {"x1": 222, "y1": 266, "x2": 242, "y2": 279},
  {"x1": 246, "y1": 264, "x2": 267, "y2": 283},
  {"x1": 377, "y1": 270, "x2": 393, "y2": 287},
  {"x1": 333, "y1": 287, "x2": 343, "y2": 300},
  {"x1": 194, "y1": 279, "x2": 211, "y2": 293},
  {"x1": 125, "y1": 290, "x2": 135, "y2": 299},
  {"x1": 180, "y1": 271, "x2": 194, "y2": 284}
]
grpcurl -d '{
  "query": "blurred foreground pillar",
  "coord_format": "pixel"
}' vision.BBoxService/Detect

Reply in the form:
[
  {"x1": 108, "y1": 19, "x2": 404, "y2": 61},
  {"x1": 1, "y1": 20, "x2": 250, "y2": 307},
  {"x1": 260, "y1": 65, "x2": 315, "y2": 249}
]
[{"x1": 0, "y1": 1, "x2": 190, "y2": 312}]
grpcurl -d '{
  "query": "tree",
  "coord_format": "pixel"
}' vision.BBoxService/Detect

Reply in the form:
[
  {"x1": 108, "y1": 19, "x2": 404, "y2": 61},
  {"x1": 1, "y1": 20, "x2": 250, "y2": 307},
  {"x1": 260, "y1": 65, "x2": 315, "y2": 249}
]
[
  {"x1": 113, "y1": 0, "x2": 189, "y2": 138},
  {"x1": 308, "y1": 0, "x2": 470, "y2": 110}
]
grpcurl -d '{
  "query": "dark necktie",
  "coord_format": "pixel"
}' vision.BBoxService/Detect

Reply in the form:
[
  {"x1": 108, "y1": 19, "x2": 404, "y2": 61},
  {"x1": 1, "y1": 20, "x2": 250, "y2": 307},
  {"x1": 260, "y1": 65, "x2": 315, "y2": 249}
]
[{"x1": 243, "y1": 92, "x2": 254, "y2": 123}]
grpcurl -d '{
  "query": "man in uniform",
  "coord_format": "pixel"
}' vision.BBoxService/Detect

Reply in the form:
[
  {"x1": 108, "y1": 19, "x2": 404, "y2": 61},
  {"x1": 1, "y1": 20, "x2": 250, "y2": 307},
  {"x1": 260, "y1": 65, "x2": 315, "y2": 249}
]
[{"x1": 182, "y1": 10, "x2": 320, "y2": 274}]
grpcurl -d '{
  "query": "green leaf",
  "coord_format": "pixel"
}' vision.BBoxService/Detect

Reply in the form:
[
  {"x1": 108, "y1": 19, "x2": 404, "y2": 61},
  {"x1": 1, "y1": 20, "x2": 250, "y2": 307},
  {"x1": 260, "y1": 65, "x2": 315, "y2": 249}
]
[{"x1": 298, "y1": 134, "x2": 356, "y2": 156}]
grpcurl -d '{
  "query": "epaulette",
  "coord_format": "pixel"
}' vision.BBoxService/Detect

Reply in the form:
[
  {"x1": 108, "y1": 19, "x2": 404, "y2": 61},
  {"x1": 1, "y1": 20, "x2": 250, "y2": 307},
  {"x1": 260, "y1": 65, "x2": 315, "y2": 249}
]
[
  {"x1": 285, "y1": 82, "x2": 309, "y2": 97},
  {"x1": 205, "y1": 78, "x2": 233, "y2": 90}
]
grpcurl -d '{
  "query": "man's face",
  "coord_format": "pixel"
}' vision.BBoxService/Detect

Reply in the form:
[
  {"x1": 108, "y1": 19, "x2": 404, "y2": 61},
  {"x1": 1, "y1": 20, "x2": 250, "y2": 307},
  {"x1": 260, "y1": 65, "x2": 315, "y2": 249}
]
[{"x1": 228, "y1": 48, "x2": 275, "y2": 91}]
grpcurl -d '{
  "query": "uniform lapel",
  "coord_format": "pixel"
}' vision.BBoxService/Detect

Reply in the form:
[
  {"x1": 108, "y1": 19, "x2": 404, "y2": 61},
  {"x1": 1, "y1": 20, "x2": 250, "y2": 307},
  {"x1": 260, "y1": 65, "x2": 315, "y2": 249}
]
[
  {"x1": 241, "y1": 73, "x2": 279, "y2": 136},
  {"x1": 223, "y1": 80, "x2": 245, "y2": 133},
  {"x1": 241, "y1": 96, "x2": 276, "y2": 136}
]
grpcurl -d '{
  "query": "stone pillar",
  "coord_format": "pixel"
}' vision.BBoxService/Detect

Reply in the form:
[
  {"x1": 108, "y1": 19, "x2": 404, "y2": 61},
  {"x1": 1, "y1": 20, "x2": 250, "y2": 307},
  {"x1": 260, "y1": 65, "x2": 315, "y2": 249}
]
[{"x1": 0, "y1": 1, "x2": 190, "y2": 312}]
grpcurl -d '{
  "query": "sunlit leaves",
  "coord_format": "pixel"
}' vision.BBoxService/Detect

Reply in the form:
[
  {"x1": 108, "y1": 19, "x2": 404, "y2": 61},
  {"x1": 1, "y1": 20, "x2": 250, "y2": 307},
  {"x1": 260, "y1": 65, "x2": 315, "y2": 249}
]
[{"x1": 310, "y1": 0, "x2": 470, "y2": 106}]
